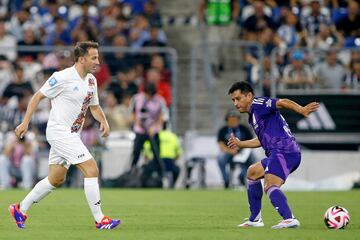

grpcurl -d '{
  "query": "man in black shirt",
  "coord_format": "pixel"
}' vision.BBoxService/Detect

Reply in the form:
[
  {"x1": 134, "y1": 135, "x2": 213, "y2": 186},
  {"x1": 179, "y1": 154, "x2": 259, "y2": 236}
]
[{"x1": 217, "y1": 109, "x2": 255, "y2": 188}]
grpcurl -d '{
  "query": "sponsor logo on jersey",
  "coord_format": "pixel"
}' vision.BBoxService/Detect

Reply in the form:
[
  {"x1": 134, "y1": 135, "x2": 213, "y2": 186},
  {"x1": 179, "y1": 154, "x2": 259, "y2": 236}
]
[{"x1": 78, "y1": 153, "x2": 85, "y2": 158}]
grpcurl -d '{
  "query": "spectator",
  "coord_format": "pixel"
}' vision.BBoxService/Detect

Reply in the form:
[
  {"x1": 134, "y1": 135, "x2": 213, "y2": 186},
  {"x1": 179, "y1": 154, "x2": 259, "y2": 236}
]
[
  {"x1": 250, "y1": 56, "x2": 280, "y2": 97},
  {"x1": 129, "y1": 82, "x2": 168, "y2": 174},
  {"x1": 0, "y1": 55, "x2": 13, "y2": 95},
  {"x1": 145, "y1": 68, "x2": 171, "y2": 107},
  {"x1": 0, "y1": 19, "x2": 17, "y2": 61},
  {"x1": 106, "y1": 35, "x2": 133, "y2": 75},
  {"x1": 336, "y1": 1, "x2": 360, "y2": 38},
  {"x1": 143, "y1": 122, "x2": 182, "y2": 188},
  {"x1": 281, "y1": 50, "x2": 315, "y2": 89},
  {"x1": 313, "y1": 50, "x2": 347, "y2": 89},
  {"x1": 343, "y1": 60, "x2": 360, "y2": 90},
  {"x1": 103, "y1": 92, "x2": 132, "y2": 131},
  {"x1": 198, "y1": 0, "x2": 240, "y2": 72},
  {"x1": 70, "y1": 3, "x2": 99, "y2": 42},
  {"x1": 277, "y1": 11, "x2": 299, "y2": 49},
  {"x1": 143, "y1": 0, "x2": 162, "y2": 28},
  {"x1": 99, "y1": 17, "x2": 117, "y2": 46},
  {"x1": 8, "y1": 6, "x2": 41, "y2": 41},
  {"x1": 142, "y1": 26, "x2": 166, "y2": 47},
  {"x1": 313, "y1": 23, "x2": 344, "y2": 49},
  {"x1": 301, "y1": 0, "x2": 332, "y2": 39},
  {"x1": 217, "y1": 109, "x2": 255, "y2": 188},
  {"x1": 242, "y1": 0, "x2": 275, "y2": 38},
  {"x1": 149, "y1": 54, "x2": 170, "y2": 83},
  {"x1": 0, "y1": 132, "x2": 36, "y2": 189},
  {"x1": 17, "y1": 27, "x2": 43, "y2": 62},
  {"x1": 107, "y1": 69, "x2": 138, "y2": 104},
  {"x1": 1, "y1": 63, "x2": 33, "y2": 104},
  {"x1": 45, "y1": 16, "x2": 72, "y2": 46}
]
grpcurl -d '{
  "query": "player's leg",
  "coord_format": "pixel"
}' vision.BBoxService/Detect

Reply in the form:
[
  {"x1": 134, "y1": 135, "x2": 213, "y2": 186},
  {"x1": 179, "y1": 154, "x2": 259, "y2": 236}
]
[
  {"x1": 76, "y1": 159, "x2": 103, "y2": 222},
  {"x1": 9, "y1": 164, "x2": 66, "y2": 228},
  {"x1": 263, "y1": 152, "x2": 301, "y2": 229},
  {"x1": 131, "y1": 133, "x2": 147, "y2": 169},
  {"x1": 238, "y1": 161, "x2": 265, "y2": 227},
  {"x1": 76, "y1": 159, "x2": 121, "y2": 229}
]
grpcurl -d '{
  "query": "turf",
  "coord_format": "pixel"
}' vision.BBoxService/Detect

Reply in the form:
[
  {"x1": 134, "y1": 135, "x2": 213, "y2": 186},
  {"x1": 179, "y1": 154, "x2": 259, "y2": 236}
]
[{"x1": 0, "y1": 189, "x2": 359, "y2": 240}]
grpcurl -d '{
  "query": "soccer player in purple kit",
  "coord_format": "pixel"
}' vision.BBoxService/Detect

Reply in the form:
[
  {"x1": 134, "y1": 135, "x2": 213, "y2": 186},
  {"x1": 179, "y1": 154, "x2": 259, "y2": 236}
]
[{"x1": 227, "y1": 81, "x2": 319, "y2": 229}]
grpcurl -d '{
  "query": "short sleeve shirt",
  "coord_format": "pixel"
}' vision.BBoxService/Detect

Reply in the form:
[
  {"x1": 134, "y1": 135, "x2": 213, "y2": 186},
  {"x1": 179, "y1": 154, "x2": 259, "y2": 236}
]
[
  {"x1": 40, "y1": 66, "x2": 99, "y2": 140},
  {"x1": 248, "y1": 97, "x2": 300, "y2": 156}
]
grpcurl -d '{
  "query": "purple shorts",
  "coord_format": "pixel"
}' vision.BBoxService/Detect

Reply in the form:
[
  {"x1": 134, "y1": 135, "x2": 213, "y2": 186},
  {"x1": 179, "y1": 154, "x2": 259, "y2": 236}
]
[{"x1": 261, "y1": 151, "x2": 301, "y2": 181}]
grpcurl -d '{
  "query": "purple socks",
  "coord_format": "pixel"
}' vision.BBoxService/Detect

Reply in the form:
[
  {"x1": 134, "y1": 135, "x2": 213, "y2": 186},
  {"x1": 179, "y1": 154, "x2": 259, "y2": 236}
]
[
  {"x1": 266, "y1": 186, "x2": 293, "y2": 220},
  {"x1": 247, "y1": 179, "x2": 263, "y2": 221}
]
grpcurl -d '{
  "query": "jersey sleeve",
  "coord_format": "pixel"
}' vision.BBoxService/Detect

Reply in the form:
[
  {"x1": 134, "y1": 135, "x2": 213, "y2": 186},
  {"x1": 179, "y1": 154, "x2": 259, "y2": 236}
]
[
  {"x1": 89, "y1": 76, "x2": 99, "y2": 106},
  {"x1": 252, "y1": 97, "x2": 278, "y2": 117},
  {"x1": 39, "y1": 72, "x2": 65, "y2": 99}
]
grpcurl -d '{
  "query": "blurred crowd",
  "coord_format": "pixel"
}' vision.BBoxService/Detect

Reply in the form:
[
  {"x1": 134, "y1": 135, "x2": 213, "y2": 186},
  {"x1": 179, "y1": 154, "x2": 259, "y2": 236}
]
[
  {"x1": 199, "y1": 0, "x2": 360, "y2": 95},
  {"x1": 0, "y1": 0, "x2": 174, "y2": 189}
]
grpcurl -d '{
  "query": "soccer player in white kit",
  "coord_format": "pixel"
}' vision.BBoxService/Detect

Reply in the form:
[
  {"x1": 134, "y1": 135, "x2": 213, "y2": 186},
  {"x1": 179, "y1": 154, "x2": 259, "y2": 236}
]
[{"x1": 9, "y1": 41, "x2": 121, "y2": 230}]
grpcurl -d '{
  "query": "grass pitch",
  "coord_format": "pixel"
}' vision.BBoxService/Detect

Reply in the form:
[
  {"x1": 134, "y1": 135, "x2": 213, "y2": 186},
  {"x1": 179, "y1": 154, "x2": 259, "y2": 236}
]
[{"x1": 0, "y1": 189, "x2": 359, "y2": 240}]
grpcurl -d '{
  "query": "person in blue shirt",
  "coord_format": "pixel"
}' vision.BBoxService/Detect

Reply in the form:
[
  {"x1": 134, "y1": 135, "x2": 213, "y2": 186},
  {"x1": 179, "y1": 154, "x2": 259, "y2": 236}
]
[
  {"x1": 217, "y1": 109, "x2": 255, "y2": 188},
  {"x1": 227, "y1": 81, "x2": 319, "y2": 229}
]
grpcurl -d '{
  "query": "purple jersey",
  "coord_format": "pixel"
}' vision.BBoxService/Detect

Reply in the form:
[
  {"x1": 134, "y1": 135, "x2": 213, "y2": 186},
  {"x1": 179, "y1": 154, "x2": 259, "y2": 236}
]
[{"x1": 248, "y1": 97, "x2": 300, "y2": 156}]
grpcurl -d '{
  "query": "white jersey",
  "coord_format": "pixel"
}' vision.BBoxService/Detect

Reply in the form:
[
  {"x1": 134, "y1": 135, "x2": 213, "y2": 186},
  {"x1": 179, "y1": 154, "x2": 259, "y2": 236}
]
[{"x1": 40, "y1": 66, "x2": 99, "y2": 140}]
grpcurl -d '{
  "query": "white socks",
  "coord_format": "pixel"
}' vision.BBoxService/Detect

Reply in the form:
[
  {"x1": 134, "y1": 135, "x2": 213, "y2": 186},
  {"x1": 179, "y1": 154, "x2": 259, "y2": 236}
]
[
  {"x1": 84, "y1": 177, "x2": 104, "y2": 223},
  {"x1": 20, "y1": 177, "x2": 55, "y2": 214}
]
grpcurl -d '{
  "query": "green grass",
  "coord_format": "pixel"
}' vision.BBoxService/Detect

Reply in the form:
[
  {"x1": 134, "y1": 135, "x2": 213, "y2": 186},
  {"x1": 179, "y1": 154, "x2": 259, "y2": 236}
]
[{"x1": 0, "y1": 189, "x2": 359, "y2": 240}]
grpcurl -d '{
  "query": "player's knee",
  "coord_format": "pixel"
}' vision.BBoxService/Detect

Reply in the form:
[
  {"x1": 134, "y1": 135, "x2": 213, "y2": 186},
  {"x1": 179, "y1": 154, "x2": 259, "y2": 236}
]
[
  {"x1": 49, "y1": 177, "x2": 65, "y2": 187},
  {"x1": 247, "y1": 165, "x2": 259, "y2": 180},
  {"x1": 83, "y1": 167, "x2": 99, "y2": 178}
]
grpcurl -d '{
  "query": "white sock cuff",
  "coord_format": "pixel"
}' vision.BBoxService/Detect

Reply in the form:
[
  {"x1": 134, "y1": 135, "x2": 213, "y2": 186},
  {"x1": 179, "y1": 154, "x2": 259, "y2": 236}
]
[
  {"x1": 45, "y1": 177, "x2": 56, "y2": 190},
  {"x1": 84, "y1": 177, "x2": 98, "y2": 186}
]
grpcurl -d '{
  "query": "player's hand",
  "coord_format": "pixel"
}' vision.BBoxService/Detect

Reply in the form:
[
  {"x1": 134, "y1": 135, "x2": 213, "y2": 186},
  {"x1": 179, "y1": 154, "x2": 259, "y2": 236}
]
[
  {"x1": 227, "y1": 134, "x2": 240, "y2": 150},
  {"x1": 15, "y1": 122, "x2": 28, "y2": 139},
  {"x1": 99, "y1": 121, "x2": 110, "y2": 138},
  {"x1": 302, "y1": 102, "x2": 320, "y2": 117}
]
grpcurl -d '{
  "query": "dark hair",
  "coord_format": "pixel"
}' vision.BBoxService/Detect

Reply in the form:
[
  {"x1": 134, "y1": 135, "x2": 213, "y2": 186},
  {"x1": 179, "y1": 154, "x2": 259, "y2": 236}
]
[
  {"x1": 228, "y1": 81, "x2": 254, "y2": 95},
  {"x1": 73, "y1": 41, "x2": 99, "y2": 62},
  {"x1": 144, "y1": 82, "x2": 157, "y2": 96}
]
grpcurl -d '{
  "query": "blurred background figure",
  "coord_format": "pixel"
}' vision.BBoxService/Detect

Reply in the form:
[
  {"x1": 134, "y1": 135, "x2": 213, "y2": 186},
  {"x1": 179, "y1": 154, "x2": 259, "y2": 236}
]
[
  {"x1": 143, "y1": 122, "x2": 181, "y2": 188},
  {"x1": 198, "y1": 0, "x2": 240, "y2": 73},
  {"x1": 280, "y1": 50, "x2": 314, "y2": 89},
  {"x1": 0, "y1": 132, "x2": 36, "y2": 189},
  {"x1": 129, "y1": 82, "x2": 168, "y2": 174},
  {"x1": 217, "y1": 110, "x2": 255, "y2": 188}
]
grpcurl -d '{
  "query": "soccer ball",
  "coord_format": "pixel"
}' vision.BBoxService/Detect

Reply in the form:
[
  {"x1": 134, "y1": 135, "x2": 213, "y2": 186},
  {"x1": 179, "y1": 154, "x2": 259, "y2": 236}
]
[{"x1": 324, "y1": 206, "x2": 350, "y2": 229}]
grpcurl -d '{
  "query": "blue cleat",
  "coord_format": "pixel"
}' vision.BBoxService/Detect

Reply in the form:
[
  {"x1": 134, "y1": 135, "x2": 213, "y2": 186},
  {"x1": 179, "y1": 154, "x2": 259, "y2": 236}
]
[
  {"x1": 9, "y1": 203, "x2": 27, "y2": 229},
  {"x1": 95, "y1": 216, "x2": 121, "y2": 230}
]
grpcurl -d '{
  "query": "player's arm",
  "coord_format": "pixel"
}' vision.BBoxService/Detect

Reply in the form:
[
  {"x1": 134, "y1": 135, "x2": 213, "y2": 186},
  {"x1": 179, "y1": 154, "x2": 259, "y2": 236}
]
[
  {"x1": 227, "y1": 136, "x2": 261, "y2": 149},
  {"x1": 15, "y1": 91, "x2": 46, "y2": 139},
  {"x1": 276, "y1": 98, "x2": 319, "y2": 117},
  {"x1": 89, "y1": 105, "x2": 110, "y2": 137}
]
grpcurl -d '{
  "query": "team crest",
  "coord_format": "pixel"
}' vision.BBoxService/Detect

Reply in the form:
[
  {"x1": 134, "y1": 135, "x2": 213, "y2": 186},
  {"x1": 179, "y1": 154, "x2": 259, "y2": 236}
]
[{"x1": 48, "y1": 77, "x2": 57, "y2": 87}]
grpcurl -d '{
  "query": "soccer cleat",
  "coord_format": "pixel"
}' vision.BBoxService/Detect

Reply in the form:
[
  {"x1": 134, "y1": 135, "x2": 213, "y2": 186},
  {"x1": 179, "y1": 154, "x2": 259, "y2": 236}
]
[
  {"x1": 271, "y1": 218, "x2": 300, "y2": 229},
  {"x1": 9, "y1": 203, "x2": 28, "y2": 229},
  {"x1": 95, "y1": 216, "x2": 121, "y2": 230},
  {"x1": 238, "y1": 218, "x2": 264, "y2": 228}
]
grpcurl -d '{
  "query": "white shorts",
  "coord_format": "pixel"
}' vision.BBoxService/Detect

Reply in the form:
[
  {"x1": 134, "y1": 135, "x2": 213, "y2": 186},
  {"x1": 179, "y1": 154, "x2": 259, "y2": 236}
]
[{"x1": 48, "y1": 137, "x2": 93, "y2": 169}]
